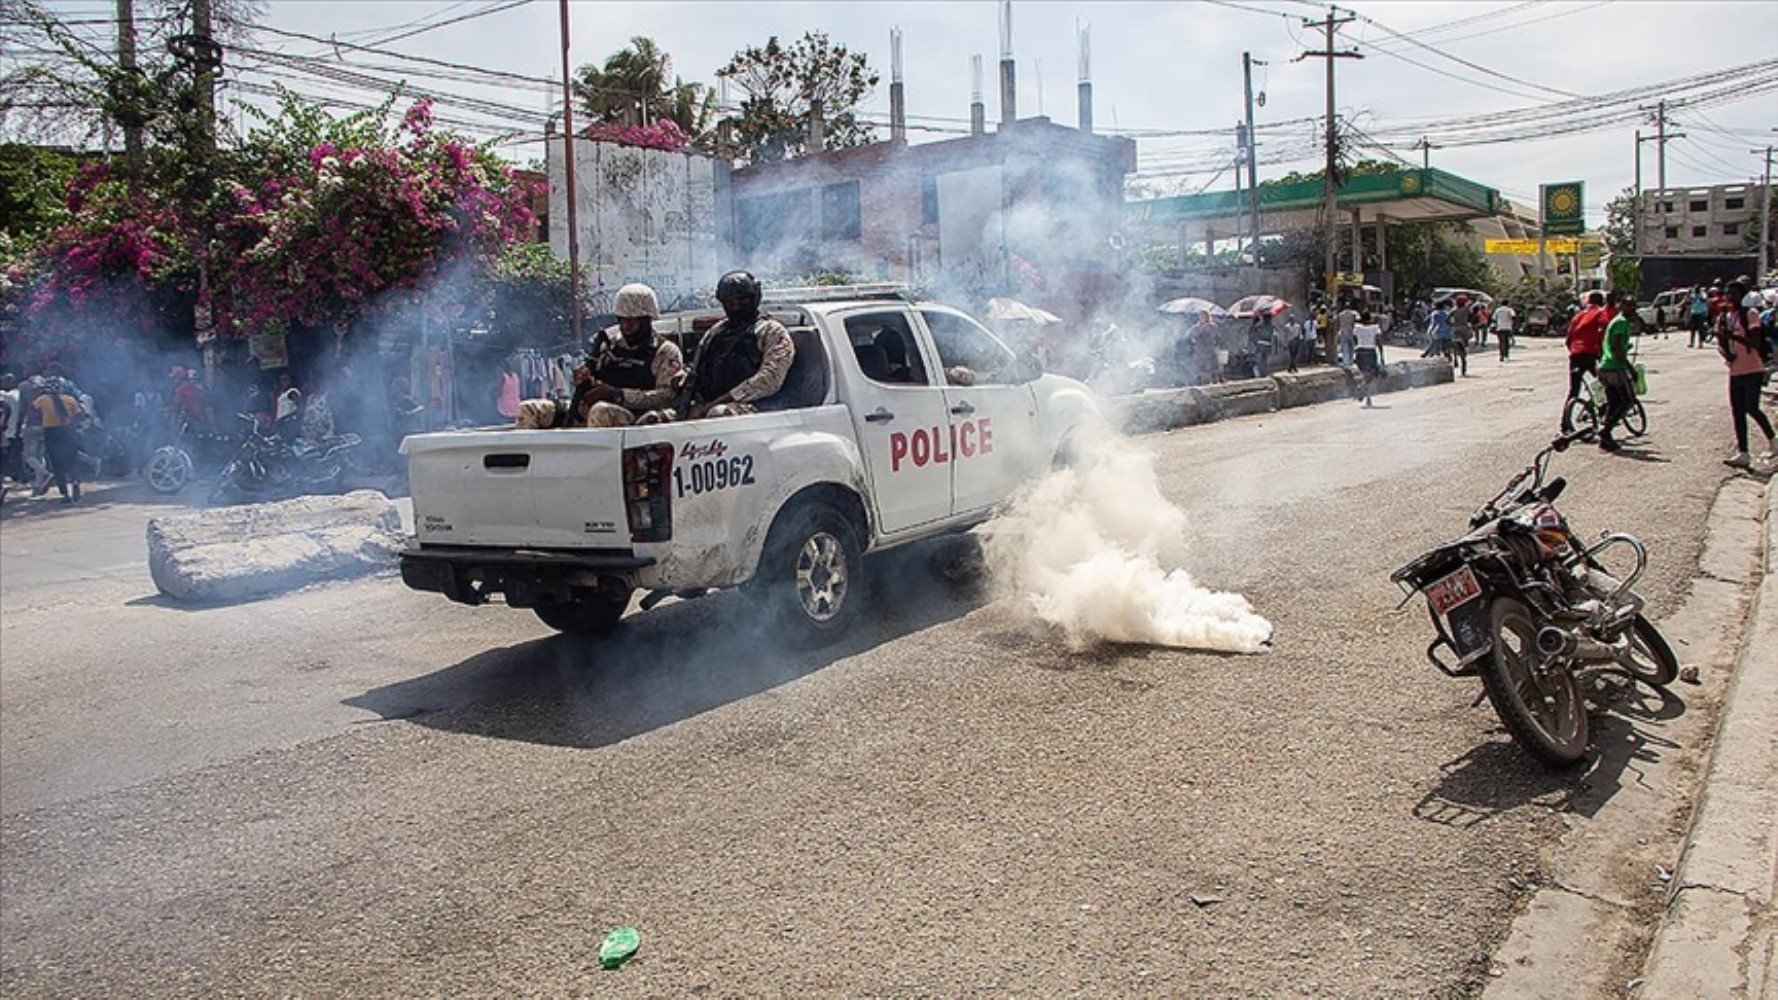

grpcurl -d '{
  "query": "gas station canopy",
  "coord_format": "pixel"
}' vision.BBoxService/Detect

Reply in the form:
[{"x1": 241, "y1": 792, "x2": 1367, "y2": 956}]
[{"x1": 1127, "y1": 167, "x2": 1504, "y2": 244}]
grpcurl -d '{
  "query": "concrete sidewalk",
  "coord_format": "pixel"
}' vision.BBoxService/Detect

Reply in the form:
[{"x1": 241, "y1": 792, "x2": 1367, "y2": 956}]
[{"x1": 1639, "y1": 479, "x2": 1776, "y2": 998}]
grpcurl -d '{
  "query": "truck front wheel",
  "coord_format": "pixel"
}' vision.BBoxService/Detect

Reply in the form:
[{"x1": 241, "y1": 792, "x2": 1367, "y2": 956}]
[
  {"x1": 754, "y1": 503, "x2": 862, "y2": 647},
  {"x1": 533, "y1": 591, "x2": 629, "y2": 637}
]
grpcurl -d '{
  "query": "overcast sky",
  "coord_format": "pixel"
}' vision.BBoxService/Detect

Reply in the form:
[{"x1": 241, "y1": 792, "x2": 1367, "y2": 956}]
[{"x1": 42, "y1": 1, "x2": 1778, "y2": 227}]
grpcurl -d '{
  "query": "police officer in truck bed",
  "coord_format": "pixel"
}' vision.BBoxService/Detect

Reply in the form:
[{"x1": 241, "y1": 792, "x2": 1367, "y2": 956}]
[{"x1": 674, "y1": 270, "x2": 795, "y2": 421}]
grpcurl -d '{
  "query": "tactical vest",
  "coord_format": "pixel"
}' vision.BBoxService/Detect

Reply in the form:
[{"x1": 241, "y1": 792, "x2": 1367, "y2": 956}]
[
  {"x1": 692, "y1": 319, "x2": 766, "y2": 403},
  {"x1": 596, "y1": 338, "x2": 660, "y2": 391}
]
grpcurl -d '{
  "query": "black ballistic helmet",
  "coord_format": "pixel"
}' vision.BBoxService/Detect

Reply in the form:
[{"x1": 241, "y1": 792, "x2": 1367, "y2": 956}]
[{"x1": 715, "y1": 270, "x2": 761, "y2": 303}]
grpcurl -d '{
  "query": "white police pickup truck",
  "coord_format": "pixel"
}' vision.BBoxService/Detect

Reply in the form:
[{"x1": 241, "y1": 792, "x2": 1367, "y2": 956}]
[{"x1": 398, "y1": 286, "x2": 1099, "y2": 645}]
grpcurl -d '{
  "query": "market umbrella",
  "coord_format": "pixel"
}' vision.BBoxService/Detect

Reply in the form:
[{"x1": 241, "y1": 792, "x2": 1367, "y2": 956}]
[
  {"x1": 987, "y1": 297, "x2": 1063, "y2": 325},
  {"x1": 1227, "y1": 294, "x2": 1291, "y2": 318},
  {"x1": 1157, "y1": 297, "x2": 1229, "y2": 318}
]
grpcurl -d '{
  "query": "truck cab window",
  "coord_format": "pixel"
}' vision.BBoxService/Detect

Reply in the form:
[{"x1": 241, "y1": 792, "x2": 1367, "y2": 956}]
[
  {"x1": 920, "y1": 310, "x2": 1016, "y2": 384},
  {"x1": 844, "y1": 312, "x2": 930, "y2": 386}
]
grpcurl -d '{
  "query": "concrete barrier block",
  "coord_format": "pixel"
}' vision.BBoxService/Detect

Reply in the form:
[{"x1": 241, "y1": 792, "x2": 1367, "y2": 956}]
[
  {"x1": 147, "y1": 490, "x2": 405, "y2": 604},
  {"x1": 1274, "y1": 368, "x2": 1357, "y2": 408},
  {"x1": 1197, "y1": 378, "x2": 1280, "y2": 420}
]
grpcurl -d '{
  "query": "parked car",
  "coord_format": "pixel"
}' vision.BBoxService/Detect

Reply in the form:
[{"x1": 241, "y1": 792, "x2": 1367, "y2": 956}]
[
  {"x1": 398, "y1": 286, "x2": 1101, "y2": 645},
  {"x1": 1637, "y1": 288, "x2": 1688, "y2": 331}
]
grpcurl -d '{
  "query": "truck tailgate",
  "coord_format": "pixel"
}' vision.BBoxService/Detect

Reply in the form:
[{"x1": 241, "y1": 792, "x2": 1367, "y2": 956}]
[{"x1": 404, "y1": 428, "x2": 630, "y2": 549}]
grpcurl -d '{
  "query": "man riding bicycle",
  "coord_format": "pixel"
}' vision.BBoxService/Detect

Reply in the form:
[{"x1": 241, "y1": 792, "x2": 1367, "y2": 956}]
[{"x1": 1562, "y1": 291, "x2": 1609, "y2": 433}]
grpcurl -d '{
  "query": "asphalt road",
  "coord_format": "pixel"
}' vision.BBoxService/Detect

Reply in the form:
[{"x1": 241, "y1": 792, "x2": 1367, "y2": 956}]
[{"x1": 0, "y1": 337, "x2": 1757, "y2": 996}]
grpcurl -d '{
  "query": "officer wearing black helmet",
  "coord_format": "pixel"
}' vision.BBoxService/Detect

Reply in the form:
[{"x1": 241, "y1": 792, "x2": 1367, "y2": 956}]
[{"x1": 675, "y1": 270, "x2": 795, "y2": 421}]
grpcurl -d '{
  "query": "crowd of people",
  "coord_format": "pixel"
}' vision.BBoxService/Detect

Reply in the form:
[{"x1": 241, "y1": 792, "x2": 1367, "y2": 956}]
[{"x1": 1558, "y1": 274, "x2": 1777, "y2": 462}]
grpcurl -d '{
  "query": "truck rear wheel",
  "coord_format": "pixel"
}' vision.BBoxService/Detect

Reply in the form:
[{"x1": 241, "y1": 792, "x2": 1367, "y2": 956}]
[
  {"x1": 534, "y1": 591, "x2": 628, "y2": 637},
  {"x1": 754, "y1": 502, "x2": 862, "y2": 648}
]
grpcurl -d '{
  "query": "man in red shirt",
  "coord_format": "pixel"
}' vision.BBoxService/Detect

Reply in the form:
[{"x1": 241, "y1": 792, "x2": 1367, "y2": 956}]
[{"x1": 1562, "y1": 291, "x2": 1609, "y2": 433}]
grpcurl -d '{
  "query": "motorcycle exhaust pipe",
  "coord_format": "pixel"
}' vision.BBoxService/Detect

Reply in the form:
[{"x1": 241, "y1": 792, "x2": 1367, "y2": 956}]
[{"x1": 1536, "y1": 626, "x2": 1618, "y2": 663}]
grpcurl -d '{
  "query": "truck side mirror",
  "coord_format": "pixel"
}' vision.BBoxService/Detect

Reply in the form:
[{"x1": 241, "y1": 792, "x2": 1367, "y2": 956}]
[{"x1": 1009, "y1": 350, "x2": 1044, "y2": 384}]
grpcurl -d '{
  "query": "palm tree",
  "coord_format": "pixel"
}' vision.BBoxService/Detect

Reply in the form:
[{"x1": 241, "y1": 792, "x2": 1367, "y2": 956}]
[{"x1": 576, "y1": 36, "x2": 689, "y2": 128}]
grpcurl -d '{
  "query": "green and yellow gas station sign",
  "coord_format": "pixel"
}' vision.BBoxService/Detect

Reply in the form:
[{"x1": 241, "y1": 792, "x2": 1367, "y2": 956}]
[{"x1": 1541, "y1": 182, "x2": 1585, "y2": 236}]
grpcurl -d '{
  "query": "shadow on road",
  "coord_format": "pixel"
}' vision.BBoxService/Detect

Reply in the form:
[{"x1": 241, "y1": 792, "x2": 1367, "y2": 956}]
[
  {"x1": 0, "y1": 478, "x2": 188, "y2": 523},
  {"x1": 344, "y1": 536, "x2": 989, "y2": 750},
  {"x1": 1412, "y1": 675, "x2": 1689, "y2": 827}
]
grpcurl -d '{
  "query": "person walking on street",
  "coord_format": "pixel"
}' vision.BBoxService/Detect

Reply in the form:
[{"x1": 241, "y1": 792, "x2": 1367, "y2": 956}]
[
  {"x1": 30, "y1": 376, "x2": 85, "y2": 502},
  {"x1": 1279, "y1": 313, "x2": 1301, "y2": 373},
  {"x1": 1562, "y1": 291, "x2": 1609, "y2": 432},
  {"x1": 0, "y1": 373, "x2": 19, "y2": 490},
  {"x1": 1352, "y1": 309, "x2": 1384, "y2": 407},
  {"x1": 1336, "y1": 301, "x2": 1359, "y2": 365},
  {"x1": 1493, "y1": 301, "x2": 1517, "y2": 361},
  {"x1": 1596, "y1": 292, "x2": 1638, "y2": 452},
  {"x1": 1717, "y1": 278, "x2": 1776, "y2": 469},
  {"x1": 1449, "y1": 296, "x2": 1472, "y2": 377},
  {"x1": 1688, "y1": 285, "x2": 1710, "y2": 348},
  {"x1": 1475, "y1": 303, "x2": 1490, "y2": 348},
  {"x1": 1426, "y1": 301, "x2": 1453, "y2": 360}
]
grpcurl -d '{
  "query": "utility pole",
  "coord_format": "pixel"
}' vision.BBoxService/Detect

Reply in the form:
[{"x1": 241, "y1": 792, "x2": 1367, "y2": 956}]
[
  {"x1": 1242, "y1": 52, "x2": 1262, "y2": 266},
  {"x1": 1756, "y1": 145, "x2": 1774, "y2": 279},
  {"x1": 1640, "y1": 100, "x2": 1683, "y2": 192},
  {"x1": 191, "y1": 0, "x2": 214, "y2": 158},
  {"x1": 557, "y1": 0, "x2": 582, "y2": 345},
  {"x1": 1634, "y1": 129, "x2": 1643, "y2": 255},
  {"x1": 1413, "y1": 136, "x2": 1432, "y2": 169},
  {"x1": 115, "y1": 0, "x2": 142, "y2": 185},
  {"x1": 1299, "y1": 6, "x2": 1362, "y2": 296}
]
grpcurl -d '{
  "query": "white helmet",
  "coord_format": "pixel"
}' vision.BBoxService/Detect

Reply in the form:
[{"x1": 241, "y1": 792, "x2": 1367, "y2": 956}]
[{"x1": 613, "y1": 283, "x2": 660, "y2": 319}]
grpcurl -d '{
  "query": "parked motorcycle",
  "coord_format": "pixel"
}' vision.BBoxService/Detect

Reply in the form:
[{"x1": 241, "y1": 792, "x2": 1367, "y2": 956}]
[
  {"x1": 208, "y1": 413, "x2": 362, "y2": 505},
  {"x1": 1391, "y1": 432, "x2": 1677, "y2": 766},
  {"x1": 143, "y1": 420, "x2": 239, "y2": 495}
]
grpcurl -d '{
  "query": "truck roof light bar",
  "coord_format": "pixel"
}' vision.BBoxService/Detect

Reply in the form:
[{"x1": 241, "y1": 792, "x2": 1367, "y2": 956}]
[{"x1": 759, "y1": 283, "x2": 914, "y2": 304}]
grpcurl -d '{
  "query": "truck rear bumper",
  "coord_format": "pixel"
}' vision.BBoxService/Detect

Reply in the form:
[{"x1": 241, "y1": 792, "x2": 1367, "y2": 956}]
[{"x1": 399, "y1": 545, "x2": 654, "y2": 607}]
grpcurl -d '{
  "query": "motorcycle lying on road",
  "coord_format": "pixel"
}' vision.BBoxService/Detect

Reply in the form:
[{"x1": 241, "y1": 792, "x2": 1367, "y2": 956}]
[
  {"x1": 1391, "y1": 431, "x2": 1678, "y2": 767},
  {"x1": 208, "y1": 413, "x2": 362, "y2": 505}
]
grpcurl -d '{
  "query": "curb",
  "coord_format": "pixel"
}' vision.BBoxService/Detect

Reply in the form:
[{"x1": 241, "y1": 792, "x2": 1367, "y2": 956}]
[
  {"x1": 1484, "y1": 475, "x2": 1769, "y2": 998},
  {"x1": 1105, "y1": 358, "x2": 1454, "y2": 435},
  {"x1": 1638, "y1": 480, "x2": 1776, "y2": 998}
]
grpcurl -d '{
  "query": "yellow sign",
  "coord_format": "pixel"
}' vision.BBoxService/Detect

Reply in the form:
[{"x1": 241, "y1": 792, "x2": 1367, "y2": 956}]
[{"x1": 1486, "y1": 238, "x2": 1586, "y2": 255}]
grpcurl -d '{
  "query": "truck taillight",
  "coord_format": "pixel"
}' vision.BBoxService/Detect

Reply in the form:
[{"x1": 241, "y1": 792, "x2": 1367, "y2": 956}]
[{"x1": 622, "y1": 443, "x2": 675, "y2": 543}]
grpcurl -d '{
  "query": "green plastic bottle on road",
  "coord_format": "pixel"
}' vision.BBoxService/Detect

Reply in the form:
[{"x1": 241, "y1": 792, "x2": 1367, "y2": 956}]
[{"x1": 599, "y1": 926, "x2": 640, "y2": 970}]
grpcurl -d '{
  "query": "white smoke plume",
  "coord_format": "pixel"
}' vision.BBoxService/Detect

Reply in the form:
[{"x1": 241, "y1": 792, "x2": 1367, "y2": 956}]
[{"x1": 980, "y1": 422, "x2": 1272, "y2": 654}]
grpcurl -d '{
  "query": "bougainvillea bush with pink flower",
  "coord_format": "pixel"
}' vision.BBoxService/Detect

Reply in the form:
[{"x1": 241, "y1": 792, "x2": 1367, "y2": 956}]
[{"x1": 8, "y1": 91, "x2": 541, "y2": 362}]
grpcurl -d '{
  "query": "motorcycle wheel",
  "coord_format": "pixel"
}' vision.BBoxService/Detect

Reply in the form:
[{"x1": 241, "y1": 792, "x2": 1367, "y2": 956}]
[
  {"x1": 145, "y1": 446, "x2": 193, "y2": 494},
  {"x1": 1479, "y1": 596, "x2": 1590, "y2": 767},
  {"x1": 1623, "y1": 401, "x2": 1648, "y2": 439},
  {"x1": 1618, "y1": 614, "x2": 1678, "y2": 688}
]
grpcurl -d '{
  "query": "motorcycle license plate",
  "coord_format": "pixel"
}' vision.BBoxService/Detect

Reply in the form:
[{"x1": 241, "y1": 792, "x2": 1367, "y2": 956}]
[{"x1": 1426, "y1": 566, "x2": 1482, "y2": 616}]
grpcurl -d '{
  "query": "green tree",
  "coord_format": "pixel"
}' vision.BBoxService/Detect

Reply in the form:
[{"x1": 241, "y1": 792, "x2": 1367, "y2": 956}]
[
  {"x1": 1602, "y1": 185, "x2": 1638, "y2": 258},
  {"x1": 717, "y1": 32, "x2": 878, "y2": 163},
  {"x1": 574, "y1": 36, "x2": 712, "y2": 137},
  {"x1": 1381, "y1": 222, "x2": 1499, "y2": 298},
  {"x1": 0, "y1": 144, "x2": 82, "y2": 243}
]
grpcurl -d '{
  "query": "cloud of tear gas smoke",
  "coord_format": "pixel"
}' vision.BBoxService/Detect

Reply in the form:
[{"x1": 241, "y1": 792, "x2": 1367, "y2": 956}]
[{"x1": 980, "y1": 420, "x2": 1272, "y2": 654}]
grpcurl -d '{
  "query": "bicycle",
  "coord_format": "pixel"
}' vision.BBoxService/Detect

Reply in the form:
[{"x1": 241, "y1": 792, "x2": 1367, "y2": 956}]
[{"x1": 1565, "y1": 369, "x2": 1647, "y2": 441}]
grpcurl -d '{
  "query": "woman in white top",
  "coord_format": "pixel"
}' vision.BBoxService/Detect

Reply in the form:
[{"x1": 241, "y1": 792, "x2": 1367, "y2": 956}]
[{"x1": 1352, "y1": 310, "x2": 1384, "y2": 407}]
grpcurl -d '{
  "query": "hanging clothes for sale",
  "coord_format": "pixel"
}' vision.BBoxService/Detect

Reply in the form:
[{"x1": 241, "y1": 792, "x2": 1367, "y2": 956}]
[{"x1": 496, "y1": 370, "x2": 521, "y2": 419}]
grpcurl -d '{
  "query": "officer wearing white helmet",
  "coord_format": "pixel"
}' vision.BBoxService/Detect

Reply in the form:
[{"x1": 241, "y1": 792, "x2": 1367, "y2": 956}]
[{"x1": 580, "y1": 282, "x2": 686, "y2": 428}]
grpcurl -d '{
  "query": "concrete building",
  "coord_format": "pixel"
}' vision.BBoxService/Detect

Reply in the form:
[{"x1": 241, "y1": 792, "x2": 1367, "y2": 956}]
[
  {"x1": 1471, "y1": 199, "x2": 1557, "y2": 282},
  {"x1": 1637, "y1": 182, "x2": 1770, "y2": 256},
  {"x1": 725, "y1": 117, "x2": 1137, "y2": 320}
]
